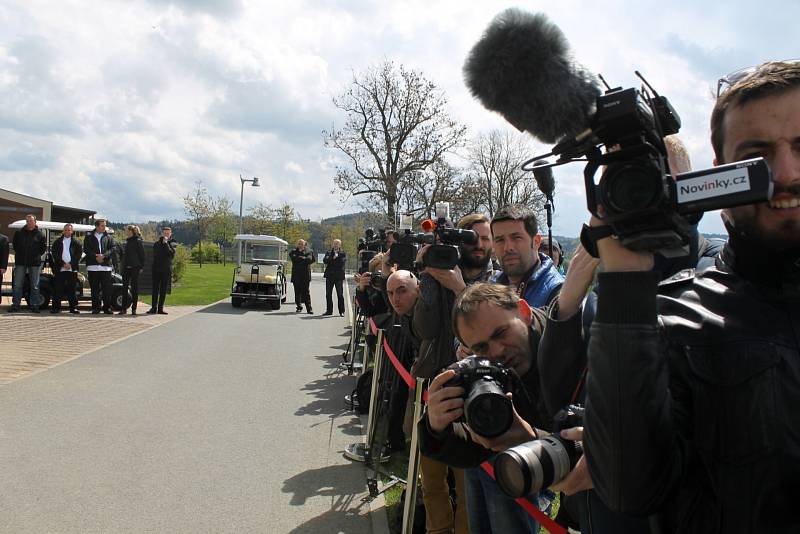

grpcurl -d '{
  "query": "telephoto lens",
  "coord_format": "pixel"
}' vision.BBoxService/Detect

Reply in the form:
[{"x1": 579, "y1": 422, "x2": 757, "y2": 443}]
[{"x1": 493, "y1": 434, "x2": 582, "y2": 498}]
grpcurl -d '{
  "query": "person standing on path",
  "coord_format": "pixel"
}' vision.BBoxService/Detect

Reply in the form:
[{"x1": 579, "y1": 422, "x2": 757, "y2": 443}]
[
  {"x1": 148, "y1": 227, "x2": 177, "y2": 315},
  {"x1": 9, "y1": 214, "x2": 46, "y2": 313},
  {"x1": 289, "y1": 239, "x2": 314, "y2": 314},
  {"x1": 83, "y1": 218, "x2": 116, "y2": 315},
  {"x1": 120, "y1": 225, "x2": 145, "y2": 315},
  {"x1": 51, "y1": 223, "x2": 82, "y2": 314},
  {"x1": 0, "y1": 231, "x2": 8, "y2": 306},
  {"x1": 322, "y1": 238, "x2": 347, "y2": 316}
]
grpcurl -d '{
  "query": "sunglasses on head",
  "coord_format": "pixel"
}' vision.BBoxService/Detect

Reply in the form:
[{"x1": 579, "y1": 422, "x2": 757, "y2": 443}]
[{"x1": 717, "y1": 59, "x2": 800, "y2": 98}]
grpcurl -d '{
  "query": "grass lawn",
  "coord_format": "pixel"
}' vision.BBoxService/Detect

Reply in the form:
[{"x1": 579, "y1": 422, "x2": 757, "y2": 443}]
[{"x1": 139, "y1": 263, "x2": 233, "y2": 306}]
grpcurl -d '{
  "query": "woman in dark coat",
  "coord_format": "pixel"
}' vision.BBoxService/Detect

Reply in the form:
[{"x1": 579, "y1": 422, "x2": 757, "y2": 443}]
[{"x1": 120, "y1": 225, "x2": 146, "y2": 315}]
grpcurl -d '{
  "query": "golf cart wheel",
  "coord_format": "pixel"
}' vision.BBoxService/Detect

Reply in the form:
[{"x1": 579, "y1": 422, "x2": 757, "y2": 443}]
[
  {"x1": 112, "y1": 289, "x2": 127, "y2": 311},
  {"x1": 232, "y1": 296, "x2": 243, "y2": 308},
  {"x1": 269, "y1": 299, "x2": 281, "y2": 310}
]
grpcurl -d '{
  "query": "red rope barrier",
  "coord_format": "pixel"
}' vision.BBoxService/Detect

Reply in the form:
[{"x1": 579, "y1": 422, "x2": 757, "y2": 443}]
[
  {"x1": 369, "y1": 318, "x2": 427, "y2": 402},
  {"x1": 480, "y1": 462, "x2": 566, "y2": 534}
]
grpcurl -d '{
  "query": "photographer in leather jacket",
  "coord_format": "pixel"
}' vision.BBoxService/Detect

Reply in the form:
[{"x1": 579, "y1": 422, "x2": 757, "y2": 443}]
[{"x1": 583, "y1": 61, "x2": 800, "y2": 533}]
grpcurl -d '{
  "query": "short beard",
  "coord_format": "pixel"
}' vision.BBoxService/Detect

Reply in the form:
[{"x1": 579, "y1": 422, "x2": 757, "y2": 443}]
[
  {"x1": 728, "y1": 208, "x2": 800, "y2": 251},
  {"x1": 460, "y1": 248, "x2": 491, "y2": 269}
]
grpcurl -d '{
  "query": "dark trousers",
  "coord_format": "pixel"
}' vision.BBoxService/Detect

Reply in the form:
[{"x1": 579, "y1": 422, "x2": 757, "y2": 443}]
[
  {"x1": 152, "y1": 270, "x2": 170, "y2": 310},
  {"x1": 52, "y1": 270, "x2": 79, "y2": 311},
  {"x1": 293, "y1": 280, "x2": 311, "y2": 311},
  {"x1": 122, "y1": 267, "x2": 141, "y2": 311},
  {"x1": 88, "y1": 270, "x2": 113, "y2": 312},
  {"x1": 325, "y1": 278, "x2": 344, "y2": 314}
]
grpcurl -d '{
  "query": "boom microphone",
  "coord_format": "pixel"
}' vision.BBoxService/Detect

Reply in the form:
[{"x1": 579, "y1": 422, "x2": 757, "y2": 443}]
[
  {"x1": 532, "y1": 160, "x2": 555, "y2": 203},
  {"x1": 463, "y1": 8, "x2": 602, "y2": 144}
]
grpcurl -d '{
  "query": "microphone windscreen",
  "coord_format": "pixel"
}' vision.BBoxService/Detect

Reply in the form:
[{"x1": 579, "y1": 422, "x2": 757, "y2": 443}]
[{"x1": 463, "y1": 9, "x2": 601, "y2": 144}]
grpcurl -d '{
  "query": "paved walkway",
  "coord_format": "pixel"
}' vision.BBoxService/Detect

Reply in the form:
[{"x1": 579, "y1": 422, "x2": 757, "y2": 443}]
[
  {"x1": 0, "y1": 306, "x2": 202, "y2": 385},
  {"x1": 0, "y1": 277, "x2": 385, "y2": 533}
]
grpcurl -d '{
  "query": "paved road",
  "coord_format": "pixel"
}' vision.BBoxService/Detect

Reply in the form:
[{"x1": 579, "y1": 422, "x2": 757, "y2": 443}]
[{"x1": 0, "y1": 275, "x2": 377, "y2": 533}]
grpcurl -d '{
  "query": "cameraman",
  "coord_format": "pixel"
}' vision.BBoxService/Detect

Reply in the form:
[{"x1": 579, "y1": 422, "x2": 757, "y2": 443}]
[
  {"x1": 419, "y1": 283, "x2": 551, "y2": 533},
  {"x1": 411, "y1": 213, "x2": 494, "y2": 534},
  {"x1": 583, "y1": 61, "x2": 800, "y2": 532}
]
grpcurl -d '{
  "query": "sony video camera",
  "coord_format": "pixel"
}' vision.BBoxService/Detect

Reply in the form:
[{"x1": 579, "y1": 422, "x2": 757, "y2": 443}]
[
  {"x1": 357, "y1": 227, "x2": 387, "y2": 273},
  {"x1": 416, "y1": 202, "x2": 479, "y2": 270},
  {"x1": 443, "y1": 356, "x2": 516, "y2": 439},
  {"x1": 529, "y1": 79, "x2": 772, "y2": 253},
  {"x1": 493, "y1": 404, "x2": 584, "y2": 498}
]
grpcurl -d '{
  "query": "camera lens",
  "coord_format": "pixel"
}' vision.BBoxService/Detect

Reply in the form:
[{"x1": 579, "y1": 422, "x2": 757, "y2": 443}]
[
  {"x1": 494, "y1": 436, "x2": 577, "y2": 498},
  {"x1": 464, "y1": 377, "x2": 513, "y2": 438},
  {"x1": 602, "y1": 161, "x2": 662, "y2": 213}
]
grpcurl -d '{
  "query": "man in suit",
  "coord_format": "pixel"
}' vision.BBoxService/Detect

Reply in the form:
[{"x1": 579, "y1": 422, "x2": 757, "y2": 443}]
[
  {"x1": 147, "y1": 227, "x2": 177, "y2": 315},
  {"x1": 83, "y1": 218, "x2": 116, "y2": 314},
  {"x1": 322, "y1": 239, "x2": 347, "y2": 316},
  {"x1": 0, "y1": 231, "x2": 8, "y2": 305},
  {"x1": 51, "y1": 223, "x2": 83, "y2": 314},
  {"x1": 289, "y1": 239, "x2": 314, "y2": 314}
]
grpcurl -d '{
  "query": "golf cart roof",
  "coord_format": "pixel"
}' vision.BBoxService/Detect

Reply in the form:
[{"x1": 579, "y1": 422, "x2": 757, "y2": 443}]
[
  {"x1": 8, "y1": 220, "x2": 115, "y2": 234},
  {"x1": 233, "y1": 234, "x2": 288, "y2": 245}
]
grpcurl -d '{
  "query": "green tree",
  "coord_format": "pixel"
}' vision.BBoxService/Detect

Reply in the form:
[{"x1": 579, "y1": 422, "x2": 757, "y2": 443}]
[{"x1": 183, "y1": 181, "x2": 217, "y2": 268}]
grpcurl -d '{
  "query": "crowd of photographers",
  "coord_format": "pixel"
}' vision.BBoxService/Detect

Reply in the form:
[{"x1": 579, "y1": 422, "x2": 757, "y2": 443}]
[{"x1": 348, "y1": 61, "x2": 800, "y2": 534}]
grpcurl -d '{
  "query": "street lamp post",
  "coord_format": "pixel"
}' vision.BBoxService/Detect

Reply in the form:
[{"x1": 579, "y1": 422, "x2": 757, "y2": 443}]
[{"x1": 238, "y1": 174, "x2": 260, "y2": 262}]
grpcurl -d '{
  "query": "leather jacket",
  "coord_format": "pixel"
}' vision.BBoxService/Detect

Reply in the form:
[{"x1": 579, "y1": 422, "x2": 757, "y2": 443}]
[{"x1": 584, "y1": 244, "x2": 800, "y2": 533}]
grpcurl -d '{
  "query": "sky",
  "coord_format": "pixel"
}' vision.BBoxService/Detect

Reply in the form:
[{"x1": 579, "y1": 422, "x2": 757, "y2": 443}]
[{"x1": 1, "y1": 0, "x2": 797, "y2": 236}]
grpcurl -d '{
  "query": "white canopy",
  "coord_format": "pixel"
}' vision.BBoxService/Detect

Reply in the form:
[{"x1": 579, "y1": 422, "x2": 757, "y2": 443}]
[
  {"x1": 8, "y1": 220, "x2": 115, "y2": 234},
  {"x1": 233, "y1": 234, "x2": 287, "y2": 245}
]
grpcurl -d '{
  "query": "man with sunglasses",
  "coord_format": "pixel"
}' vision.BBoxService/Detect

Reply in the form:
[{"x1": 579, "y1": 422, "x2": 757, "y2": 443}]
[{"x1": 583, "y1": 61, "x2": 800, "y2": 532}]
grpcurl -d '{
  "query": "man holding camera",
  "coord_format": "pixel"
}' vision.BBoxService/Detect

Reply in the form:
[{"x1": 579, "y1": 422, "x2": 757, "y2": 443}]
[
  {"x1": 289, "y1": 239, "x2": 314, "y2": 314},
  {"x1": 147, "y1": 227, "x2": 176, "y2": 315},
  {"x1": 411, "y1": 213, "x2": 494, "y2": 534},
  {"x1": 420, "y1": 282, "x2": 551, "y2": 533},
  {"x1": 584, "y1": 61, "x2": 800, "y2": 532},
  {"x1": 322, "y1": 239, "x2": 347, "y2": 316}
]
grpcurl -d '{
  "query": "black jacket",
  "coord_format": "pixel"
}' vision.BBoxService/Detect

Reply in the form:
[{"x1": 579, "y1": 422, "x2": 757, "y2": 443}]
[
  {"x1": 152, "y1": 237, "x2": 177, "y2": 272},
  {"x1": 584, "y1": 245, "x2": 800, "y2": 533},
  {"x1": 123, "y1": 236, "x2": 146, "y2": 269},
  {"x1": 289, "y1": 248, "x2": 314, "y2": 283},
  {"x1": 417, "y1": 308, "x2": 550, "y2": 468},
  {"x1": 12, "y1": 226, "x2": 46, "y2": 267},
  {"x1": 51, "y1": 236, "x2": 83, "y2": 271},
  {"x1": 323, "y1": 249, "x2": 347, "y2": 280},
  {"x1": 83, "y1": 231, "x2": 116, "y2": 268},
  {"x1": 355, "y1": 285, "x2": 389, "y2": 317},
  {"x1": 0, "y1": 233, "x2": 8, "y2": 270}
]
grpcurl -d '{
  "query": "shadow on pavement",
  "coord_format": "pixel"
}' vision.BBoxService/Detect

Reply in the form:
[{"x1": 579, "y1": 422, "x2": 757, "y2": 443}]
[
  {"x1": 295, "y1": 375, "x2": 354, "y2": 416},
  {"x1": 287, "y1": 506, "x2": 371, "y2": 534},
  {"x1": 196, "y1": 302, "x2": 298, "y2": 315}
]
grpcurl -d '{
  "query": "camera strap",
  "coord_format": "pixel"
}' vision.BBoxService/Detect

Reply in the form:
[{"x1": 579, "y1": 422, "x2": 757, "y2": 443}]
[{"x1": 579, "y1": 224, "x2": 614, "y2": 258}]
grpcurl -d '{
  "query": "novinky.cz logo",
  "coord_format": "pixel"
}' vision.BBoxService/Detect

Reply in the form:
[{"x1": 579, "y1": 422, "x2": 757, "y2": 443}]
[{"x1": 676, "y1": 168, "x2": 752, "y2": 203}]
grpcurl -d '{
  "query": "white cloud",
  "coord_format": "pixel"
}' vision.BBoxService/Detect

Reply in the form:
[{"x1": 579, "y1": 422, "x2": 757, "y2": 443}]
[{"x1": 1, "y1": 0, "x2": 798, "y2": 234}]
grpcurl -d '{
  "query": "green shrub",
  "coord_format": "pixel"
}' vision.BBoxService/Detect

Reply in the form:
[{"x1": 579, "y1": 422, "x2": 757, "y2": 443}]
[
  {"x1": 172, "y1": 245, "x2": 189, "y2": 283},
  {"x1": 190, "y1": 241, "x2": 222, "y2": 263}
]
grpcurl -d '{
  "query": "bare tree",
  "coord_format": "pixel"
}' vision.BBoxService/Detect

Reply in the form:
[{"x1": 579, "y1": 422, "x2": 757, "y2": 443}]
[
  {"x1": 325, "y1": 61, "x2": 467, "y2": 223},
  {"x1": 183, "y1": 181, "x2": 219, "y2": 268},
  {"x1": 467, "y1": 130, "x2": 546, "y2": 218}
]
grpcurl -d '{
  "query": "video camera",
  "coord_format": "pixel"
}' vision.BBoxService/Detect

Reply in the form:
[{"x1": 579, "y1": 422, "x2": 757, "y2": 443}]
[
  {"x1": 443, "y1": 356, "x2": 517, "y2": 438},
  {"x1": 388, "y1": 215, "x2": 418, "y2": 271},
  {"x1": 493, "y1": 404, "x2": 585, "y2": 498},
  {"x1": 527, "y1": 79, "x2": 773, "y2": 253},
  {"x1": 357, "y1": 227, "x2": 387, "y2": 274},
  {"x1": 416, "y1": 203, "x2": 478, "y2": 270}
]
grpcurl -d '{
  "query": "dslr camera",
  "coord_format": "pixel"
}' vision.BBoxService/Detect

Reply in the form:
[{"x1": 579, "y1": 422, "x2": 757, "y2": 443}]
[
  {"x1": 528, "y1": 77, "x2": 772, "y2": 253},
  {"x1": 416, "y1": 202, "x2": 479, "y2": 270},
  {"x1": 493, "y1": 404, "x2": 584, "y2": 498},
  {"x1": 443, "y1": 356, "x2": 515, "y2": 439}
]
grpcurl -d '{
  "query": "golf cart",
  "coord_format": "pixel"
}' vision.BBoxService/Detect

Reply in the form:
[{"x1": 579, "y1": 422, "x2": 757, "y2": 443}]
[
  {"x1": 3, "y1": 220, "x2": 128, "y2": 311},
  {"x1": 230, "y1": 234, "x2": 288, "y2": 309}
]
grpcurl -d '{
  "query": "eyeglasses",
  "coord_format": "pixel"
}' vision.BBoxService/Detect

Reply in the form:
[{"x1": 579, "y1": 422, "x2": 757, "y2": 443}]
[{"x1": 716, "y1": 59, "x2": 800, "y2": 98}]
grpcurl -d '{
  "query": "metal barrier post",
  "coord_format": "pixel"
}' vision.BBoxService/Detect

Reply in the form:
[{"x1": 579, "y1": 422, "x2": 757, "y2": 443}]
[
  {"x1": 364, "y1": 328, "x2": 385, "y2": 456},
  {"x1": 401, "y1": 378, "x2": 425, "y2": 534}
]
